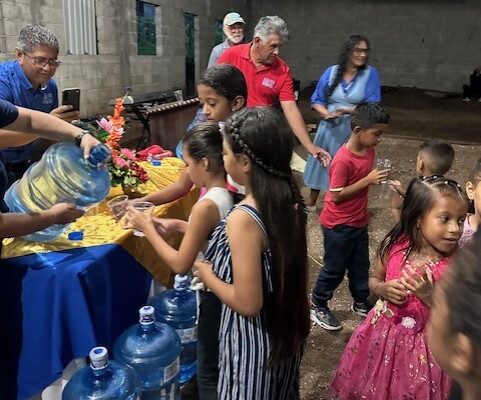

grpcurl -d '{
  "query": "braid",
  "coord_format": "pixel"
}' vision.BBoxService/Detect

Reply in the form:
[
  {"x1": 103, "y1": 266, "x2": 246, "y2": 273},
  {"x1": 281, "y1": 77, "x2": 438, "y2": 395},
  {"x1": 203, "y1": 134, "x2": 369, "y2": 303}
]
[
  {"x1": 289, "y1": 175, "x2": 305, "y2": 211},
  {"x1": 230, "y1": 119, "x2": 291, "y2": 180}
]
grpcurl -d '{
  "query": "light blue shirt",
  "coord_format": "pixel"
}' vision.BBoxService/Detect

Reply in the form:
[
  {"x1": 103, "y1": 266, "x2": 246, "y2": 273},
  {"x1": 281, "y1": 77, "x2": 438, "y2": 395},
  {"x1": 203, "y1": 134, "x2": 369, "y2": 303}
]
[{"x1": 311, "y1": 65, "x2": 381, "y2": 106}]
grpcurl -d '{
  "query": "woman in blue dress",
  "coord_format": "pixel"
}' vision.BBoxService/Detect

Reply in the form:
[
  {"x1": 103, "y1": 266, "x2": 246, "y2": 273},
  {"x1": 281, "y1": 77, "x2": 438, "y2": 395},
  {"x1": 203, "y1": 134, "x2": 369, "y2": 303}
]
[{"x1": 303, "y1": 35, "x2": 381, "y2": 209}]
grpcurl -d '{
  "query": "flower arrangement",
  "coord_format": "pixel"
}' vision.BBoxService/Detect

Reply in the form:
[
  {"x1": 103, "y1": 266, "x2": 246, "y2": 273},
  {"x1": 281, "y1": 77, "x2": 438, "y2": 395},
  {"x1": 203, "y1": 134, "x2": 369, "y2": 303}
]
[{"x1": 96, "y1": 97, "x2": 149, "y2": 191}]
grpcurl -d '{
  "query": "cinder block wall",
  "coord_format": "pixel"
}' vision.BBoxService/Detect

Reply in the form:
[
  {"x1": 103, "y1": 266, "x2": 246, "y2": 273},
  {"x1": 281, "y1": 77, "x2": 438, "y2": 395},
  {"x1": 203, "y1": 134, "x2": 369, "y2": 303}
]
[
  {"x1": 0, "y1": 0, "x2": 250, "y2": 116},
  {"x1": 250, "y1": 0, "x2": 481, "y2": 93}
]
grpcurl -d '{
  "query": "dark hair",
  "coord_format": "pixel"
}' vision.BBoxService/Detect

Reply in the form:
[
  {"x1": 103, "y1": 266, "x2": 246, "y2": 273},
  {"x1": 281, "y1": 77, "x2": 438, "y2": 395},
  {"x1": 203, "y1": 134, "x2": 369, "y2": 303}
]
[
  {"x1": 224, "y1": 107, "x2": 310, "y2": 365},
  {"x1": 467, "y1": 157, "x2": 481, "y2": 214},
  {"x1": 468, "y1": 157, "x2": 481, "y2": 184},
  {"x1": 183, "y1": 122, "x2": 224, "y2": 175},
  {"x1": 325, "y1": 35, "x2": 370, "y2": 99},
  {"x1": 443, "y1": 236, "x2": 481, "y2": 347},
  {"x1": 419, "y1": 139, "x2": 455, "y2": 176},
  {"x1": 198, "y1": 64, "x2": 247, "y2": 102},
  {"x1": 350, "y1": 102, "x2": 390, "y2": 130},
  {"x1": 379, "y1": 176, "x2": 467, "y2": 260}
]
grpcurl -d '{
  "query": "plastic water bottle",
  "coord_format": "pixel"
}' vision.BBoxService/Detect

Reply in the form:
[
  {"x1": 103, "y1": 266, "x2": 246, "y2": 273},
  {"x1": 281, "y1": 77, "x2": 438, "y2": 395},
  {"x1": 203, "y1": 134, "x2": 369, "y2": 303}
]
[
  {"x1": 62, "y1": 346, "x2": 141, "y2": 400},
  {"x1": 150, "y1": 274, "x2": 197, "y2": 384},
  {"x1": 4, "y1": 142, "x2": 111, "y2": 241},
  {"x1": 113, "y1": 306, "x2": 182, "y2": 400}
]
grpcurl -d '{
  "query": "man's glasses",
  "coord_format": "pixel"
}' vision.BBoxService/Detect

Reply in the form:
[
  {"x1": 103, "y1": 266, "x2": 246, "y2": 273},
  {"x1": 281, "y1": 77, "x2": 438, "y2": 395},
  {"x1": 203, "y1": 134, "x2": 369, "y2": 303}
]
[{"x1": 24, "y1": 53, "x2": 61, "y2": 68}]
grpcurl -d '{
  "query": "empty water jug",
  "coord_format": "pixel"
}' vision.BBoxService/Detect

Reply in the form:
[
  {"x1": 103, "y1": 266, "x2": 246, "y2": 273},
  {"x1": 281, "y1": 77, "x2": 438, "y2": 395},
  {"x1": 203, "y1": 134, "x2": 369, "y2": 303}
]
[
  {"x1": 150, "y1": 274, "x2": 197, "y2": 384},
  {"x1": 4, "y1": 142, "x2": 111, "y2": 241},
  {"x1": 113, "y1": 306, "x2": 182, "y2": 400},
  {"x1": 62, "y1": 346, "x2": 141, "y2": 400}
]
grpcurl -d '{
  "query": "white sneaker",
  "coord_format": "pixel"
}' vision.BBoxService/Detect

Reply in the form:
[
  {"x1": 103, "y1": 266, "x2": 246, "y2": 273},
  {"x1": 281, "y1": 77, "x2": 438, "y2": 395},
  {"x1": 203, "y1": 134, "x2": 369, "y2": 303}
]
[{"x1": 462, "y1": 97, "x2": 471, "y2": 102}]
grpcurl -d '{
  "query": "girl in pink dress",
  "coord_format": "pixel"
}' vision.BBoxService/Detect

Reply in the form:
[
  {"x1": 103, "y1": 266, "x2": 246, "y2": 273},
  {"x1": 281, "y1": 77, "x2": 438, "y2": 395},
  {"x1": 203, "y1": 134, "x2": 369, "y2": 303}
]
[{"x1": 331, "y1": 176, "x2": 468, "y2": 400}]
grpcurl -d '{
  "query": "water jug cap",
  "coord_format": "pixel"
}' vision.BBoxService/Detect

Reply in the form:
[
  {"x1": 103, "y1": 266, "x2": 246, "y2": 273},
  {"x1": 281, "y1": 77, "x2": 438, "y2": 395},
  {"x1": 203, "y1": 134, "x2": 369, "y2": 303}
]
[
  {"x1": 68, "y1": 231, "x2": 84, "y2": 241},
  {"x1": 139, "y1": 305, "x2": 155, "y2": 324},
  {"x1": 89, "y1": 346, "x2": 108, "y2": 370},
  {"x1": 174, "y1": 274, "x2": 190, "y2": 290},
  {"x1": 88, "y1": 144, "x2": 111, "y2": 166}
]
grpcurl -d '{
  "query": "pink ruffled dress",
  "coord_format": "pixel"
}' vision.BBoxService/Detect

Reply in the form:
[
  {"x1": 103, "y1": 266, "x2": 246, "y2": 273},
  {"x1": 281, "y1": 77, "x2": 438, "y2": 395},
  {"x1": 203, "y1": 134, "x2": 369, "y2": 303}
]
[{"x1": 331, "y1": 239, "x2": 452, "y2": 400}]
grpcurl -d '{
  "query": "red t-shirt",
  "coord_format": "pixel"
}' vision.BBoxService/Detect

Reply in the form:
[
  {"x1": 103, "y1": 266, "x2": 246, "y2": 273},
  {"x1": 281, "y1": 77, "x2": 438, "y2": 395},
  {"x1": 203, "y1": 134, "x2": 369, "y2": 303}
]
[
  {"x1": 320, "y1": 145, "x2": 375, "y2": 229},
  {"x1": 217, "y1": 42, "x2": 295, "y2": 107}
]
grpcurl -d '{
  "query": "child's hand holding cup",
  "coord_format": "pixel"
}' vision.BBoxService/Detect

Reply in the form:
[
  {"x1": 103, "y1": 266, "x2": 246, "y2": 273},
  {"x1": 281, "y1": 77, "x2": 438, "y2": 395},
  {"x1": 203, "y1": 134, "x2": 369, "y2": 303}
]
[
  {"x1": 107, "y1": 195, "x2": 129, "y2": 221},
  {"x1": 376, "y1": 158, "x2": 392, "y2": 184},
  {"x1": 123, "y1": 201, "x2": 155, "y2": 237}
]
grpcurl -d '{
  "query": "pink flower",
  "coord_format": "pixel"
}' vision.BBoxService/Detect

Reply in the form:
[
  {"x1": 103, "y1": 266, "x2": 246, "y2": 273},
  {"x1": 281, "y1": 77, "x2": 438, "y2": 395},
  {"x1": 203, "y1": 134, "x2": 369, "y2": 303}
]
[
  {"x1": 121, "y1": 148, "x2": 135, "y2": 160},
  {"x1": 98, "y1": 118, "x2": 114, "y2": 132},
  {"x1": 112, "y1": 155, "x2": 129, "y2": 169}
]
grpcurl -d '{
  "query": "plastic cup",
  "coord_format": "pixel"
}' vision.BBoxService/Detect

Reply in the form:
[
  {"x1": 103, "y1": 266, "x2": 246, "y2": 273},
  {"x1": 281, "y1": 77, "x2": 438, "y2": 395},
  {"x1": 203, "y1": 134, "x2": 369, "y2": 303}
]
[
  {"x1": 131, "y1": 201, "x2": 154, "y2": 237},
  {"x1": 376, "y1": 158, "x2": 392, "y2": 184},
  {"x1": 107, "y1": 195, "x2": 128, "y2": 220},
  {"x1": 174, "y1": 89, "x2": 183, "y2": 102}
]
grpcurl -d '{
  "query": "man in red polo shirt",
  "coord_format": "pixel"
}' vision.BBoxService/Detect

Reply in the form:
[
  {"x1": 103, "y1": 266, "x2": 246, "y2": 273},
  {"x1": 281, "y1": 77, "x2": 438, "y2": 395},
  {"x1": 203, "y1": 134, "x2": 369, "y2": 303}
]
[{"x1": 218, "y1": 15, "x2": 330, "y2": 164}]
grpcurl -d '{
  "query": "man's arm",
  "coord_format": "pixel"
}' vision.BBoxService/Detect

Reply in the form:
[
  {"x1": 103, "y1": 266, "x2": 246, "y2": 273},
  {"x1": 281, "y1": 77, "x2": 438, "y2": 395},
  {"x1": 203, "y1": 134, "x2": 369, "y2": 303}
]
[
  {"x1": 3, "y1": 106, "x2": 100, "y2": 157},
  {"x1": 280, "y1": 100, "x2": 331, "y2": 166}
]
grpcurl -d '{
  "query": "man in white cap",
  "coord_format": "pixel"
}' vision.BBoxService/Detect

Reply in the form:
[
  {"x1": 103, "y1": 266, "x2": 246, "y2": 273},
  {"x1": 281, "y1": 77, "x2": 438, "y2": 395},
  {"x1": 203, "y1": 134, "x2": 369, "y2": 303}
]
[{"x1": 207, "y1": 12, "x2": 246, "y2": 67}]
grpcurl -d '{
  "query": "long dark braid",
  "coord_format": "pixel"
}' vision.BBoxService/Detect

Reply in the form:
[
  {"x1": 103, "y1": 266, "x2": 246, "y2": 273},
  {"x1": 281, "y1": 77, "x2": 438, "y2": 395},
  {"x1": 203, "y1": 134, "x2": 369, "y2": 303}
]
[
  {"x1": 224, "y1": 107, "x2": 310, "y2": 365},
  {"x1": 325, "y1": 35, "x2": 370, "y2": 99}
]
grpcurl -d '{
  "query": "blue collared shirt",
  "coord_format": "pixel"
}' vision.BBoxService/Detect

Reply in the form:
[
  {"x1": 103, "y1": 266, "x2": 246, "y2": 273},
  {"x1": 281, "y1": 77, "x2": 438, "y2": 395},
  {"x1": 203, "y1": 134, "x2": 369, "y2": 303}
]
[{"x1": 0, "y1": 60, "x2": 58, "y2": 163}]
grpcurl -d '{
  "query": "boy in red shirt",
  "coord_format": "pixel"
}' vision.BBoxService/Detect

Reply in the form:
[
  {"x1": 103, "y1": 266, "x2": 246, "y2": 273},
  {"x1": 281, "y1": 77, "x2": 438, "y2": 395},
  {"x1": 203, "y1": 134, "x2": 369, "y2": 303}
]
[{"x1": 311, "y1": 102, "x2": 390, "y2": 331}]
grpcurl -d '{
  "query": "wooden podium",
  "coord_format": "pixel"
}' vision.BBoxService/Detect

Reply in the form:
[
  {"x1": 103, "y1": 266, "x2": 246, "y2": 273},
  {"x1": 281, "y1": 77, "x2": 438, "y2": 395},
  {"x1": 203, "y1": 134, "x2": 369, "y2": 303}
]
[{"x1": 147, "y1": 98, "x2": 200, "y2": 151}]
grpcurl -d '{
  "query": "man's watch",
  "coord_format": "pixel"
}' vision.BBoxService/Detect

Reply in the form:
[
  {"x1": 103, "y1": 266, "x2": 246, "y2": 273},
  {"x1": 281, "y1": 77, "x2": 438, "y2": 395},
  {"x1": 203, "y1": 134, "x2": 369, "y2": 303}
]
[{"x1": 74, "y1": 130, "x2": 90, "y2": 147}]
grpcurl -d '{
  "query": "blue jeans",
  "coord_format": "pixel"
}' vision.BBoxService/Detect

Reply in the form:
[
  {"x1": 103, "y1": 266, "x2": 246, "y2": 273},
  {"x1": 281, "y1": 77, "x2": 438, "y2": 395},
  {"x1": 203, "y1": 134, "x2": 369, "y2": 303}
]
[{"x1": 312, "y1": 225, "x2": 370, "y2": 307}]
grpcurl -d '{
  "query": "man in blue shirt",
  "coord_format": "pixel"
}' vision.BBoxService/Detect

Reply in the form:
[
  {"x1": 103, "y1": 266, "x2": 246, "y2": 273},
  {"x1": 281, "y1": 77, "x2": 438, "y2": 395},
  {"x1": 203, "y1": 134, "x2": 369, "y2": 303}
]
[{"x1": 0, "y1": 25, "x2": 79, "y2": 184}]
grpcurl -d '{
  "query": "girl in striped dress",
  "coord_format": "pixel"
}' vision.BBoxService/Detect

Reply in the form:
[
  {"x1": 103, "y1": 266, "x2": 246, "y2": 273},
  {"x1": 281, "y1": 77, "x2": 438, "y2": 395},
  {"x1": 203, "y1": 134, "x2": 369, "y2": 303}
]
[{"x1": 194, "y1": 107, "x2": 310, "y2": 399}]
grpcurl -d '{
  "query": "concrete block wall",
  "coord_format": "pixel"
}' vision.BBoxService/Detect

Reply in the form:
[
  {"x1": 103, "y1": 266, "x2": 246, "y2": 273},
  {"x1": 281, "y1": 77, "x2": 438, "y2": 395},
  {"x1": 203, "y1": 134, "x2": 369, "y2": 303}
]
[
  {"x1": 250, "y1": 0, "x2": 481, "y2": 93},
  {"x1": 0, "y1": 0, "x2": 249, "y2": 116}
]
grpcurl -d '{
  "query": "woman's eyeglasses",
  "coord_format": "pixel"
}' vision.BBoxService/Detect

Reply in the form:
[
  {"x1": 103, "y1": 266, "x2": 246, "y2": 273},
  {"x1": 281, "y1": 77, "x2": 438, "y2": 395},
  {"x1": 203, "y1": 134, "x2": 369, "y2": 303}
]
[
  {"x1": 24, "y1": 53, "x2": 61, "y2": 68},
  {"x1": 353, "y1": 47, "x2": 370, "y2": 55}
]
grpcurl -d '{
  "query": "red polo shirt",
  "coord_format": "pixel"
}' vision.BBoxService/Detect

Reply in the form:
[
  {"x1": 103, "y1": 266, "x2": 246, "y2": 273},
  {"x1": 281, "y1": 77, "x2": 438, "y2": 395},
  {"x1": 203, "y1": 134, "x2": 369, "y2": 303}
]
[{"x1": 217, "y1": 42, "x2": 295, "y2": 107}]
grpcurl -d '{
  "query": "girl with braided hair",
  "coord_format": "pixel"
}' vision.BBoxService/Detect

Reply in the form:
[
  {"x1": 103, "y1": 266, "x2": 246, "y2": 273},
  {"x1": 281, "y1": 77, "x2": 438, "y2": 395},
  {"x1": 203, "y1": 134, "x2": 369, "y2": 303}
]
[
  {"x1": 194, "y1": 107, "x2": 309, "y2": 399},
  {"x1": 303, "y1": 35, "x2": 381, "y2": 211}
]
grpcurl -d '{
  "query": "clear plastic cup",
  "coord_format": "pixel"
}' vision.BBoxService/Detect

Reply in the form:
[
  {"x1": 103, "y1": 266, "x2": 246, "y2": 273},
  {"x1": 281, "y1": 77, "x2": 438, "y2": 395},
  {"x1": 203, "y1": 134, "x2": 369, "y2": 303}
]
[
  {"x1": 107, "y1": 195, "x2": 129, "y2": 220},
  {"x1": 131, "y1": 201, "x2": 154, "y2": 237},
  {"x1": 174, "y1": 89, "x2": 183, "y2": 102},
  {"x1": 376, "y1": 158, "x2": 392, "y2": 184}
]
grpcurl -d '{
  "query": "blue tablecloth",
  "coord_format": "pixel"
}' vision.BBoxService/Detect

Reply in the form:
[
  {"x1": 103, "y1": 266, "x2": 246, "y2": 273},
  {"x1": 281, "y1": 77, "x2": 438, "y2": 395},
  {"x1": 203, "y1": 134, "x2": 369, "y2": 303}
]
[{"x1": 0, "y1": 244, "x2": 152, "y2": 399}]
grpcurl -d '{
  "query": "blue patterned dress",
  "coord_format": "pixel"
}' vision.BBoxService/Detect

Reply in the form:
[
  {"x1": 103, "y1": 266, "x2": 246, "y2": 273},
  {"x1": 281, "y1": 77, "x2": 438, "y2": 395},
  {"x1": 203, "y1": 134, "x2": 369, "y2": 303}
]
[
  {"x1": 204, "y1": 204, "x2": 302, "y2": 399},
  {"x1": 303, "y1": 65, "x2": 381, "y2": 192}
]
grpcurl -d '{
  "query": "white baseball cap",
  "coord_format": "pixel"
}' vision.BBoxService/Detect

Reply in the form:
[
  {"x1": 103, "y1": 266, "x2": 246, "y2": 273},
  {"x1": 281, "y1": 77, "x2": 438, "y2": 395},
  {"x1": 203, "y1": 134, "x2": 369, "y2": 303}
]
[{"x1": 223, "y1": 12, "x2": 245, "y2": 26}]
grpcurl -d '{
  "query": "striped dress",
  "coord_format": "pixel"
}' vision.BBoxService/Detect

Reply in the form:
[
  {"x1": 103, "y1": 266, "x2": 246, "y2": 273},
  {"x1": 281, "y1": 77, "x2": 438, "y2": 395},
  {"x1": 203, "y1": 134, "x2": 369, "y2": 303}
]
[{"x1": 204, "y1": 204, "x2": 302, "y2": 399}]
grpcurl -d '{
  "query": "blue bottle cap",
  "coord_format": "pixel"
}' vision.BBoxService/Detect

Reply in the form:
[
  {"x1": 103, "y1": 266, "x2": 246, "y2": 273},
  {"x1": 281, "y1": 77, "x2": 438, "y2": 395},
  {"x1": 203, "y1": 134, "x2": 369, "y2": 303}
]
[
  {"x1": 88, "y1": 144, "x2": 111, "y2": 166},
  {"x1": 68, "y1": 231, "x2": 84, "y2": 240},
  {"x1": 151, "y1": 159, "x2": 161, "y2": 166}
]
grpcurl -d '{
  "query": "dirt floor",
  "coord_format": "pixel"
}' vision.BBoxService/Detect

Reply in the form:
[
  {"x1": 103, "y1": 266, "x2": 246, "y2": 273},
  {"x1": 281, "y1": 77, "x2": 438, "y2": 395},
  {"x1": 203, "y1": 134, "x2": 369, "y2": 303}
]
[
  {"x1": 121, "y1": 87, "x2": 481, "y2": 399},
  {"x1": 297, "y1": 87, "x2": 481, "y2": 399}
]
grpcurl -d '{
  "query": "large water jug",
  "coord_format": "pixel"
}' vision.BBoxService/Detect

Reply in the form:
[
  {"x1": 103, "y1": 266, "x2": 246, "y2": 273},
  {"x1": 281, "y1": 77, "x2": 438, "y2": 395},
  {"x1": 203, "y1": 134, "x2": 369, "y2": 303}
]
[
  {"x1": 62, "y1": 346, "x2": 141, "y2": 400},
  {"x1": 4, "y1": 142, "x2": 111, "y2": 241},
  {"x1": 113, "y1": 306, "x2": 182, "y2": 400},
  {"x1": 150, "y1": 274, "x2": 197, "y2": 384}
]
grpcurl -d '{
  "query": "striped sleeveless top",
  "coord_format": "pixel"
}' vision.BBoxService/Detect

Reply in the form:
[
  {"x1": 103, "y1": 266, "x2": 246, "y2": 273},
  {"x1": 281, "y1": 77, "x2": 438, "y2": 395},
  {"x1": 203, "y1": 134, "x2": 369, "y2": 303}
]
[{"x1": 204, "y1": 204, "x2": 301, "y2": 399}]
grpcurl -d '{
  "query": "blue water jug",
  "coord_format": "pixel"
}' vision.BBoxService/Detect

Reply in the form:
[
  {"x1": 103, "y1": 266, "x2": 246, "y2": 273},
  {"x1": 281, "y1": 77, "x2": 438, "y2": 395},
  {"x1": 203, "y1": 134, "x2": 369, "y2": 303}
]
[
  {"x1": 150, "y1": 274, "x2": 197, "y2": 384},
  {"x1": 4, "y1": 142, "x2": 111, "y2": 241},
  {"x1": 113, "y1": 306, "x2": 182, "y2": 400},
  {"x1": 62, "y1": 346, "x2": 141, "y2": 400}
]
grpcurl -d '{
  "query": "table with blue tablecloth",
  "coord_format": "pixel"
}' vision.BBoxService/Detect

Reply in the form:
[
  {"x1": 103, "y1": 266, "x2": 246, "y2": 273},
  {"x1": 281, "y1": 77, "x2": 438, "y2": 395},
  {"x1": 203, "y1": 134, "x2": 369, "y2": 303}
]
[{"x1": 0, "y1": 159, "x2": 198, "y2": 399}]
